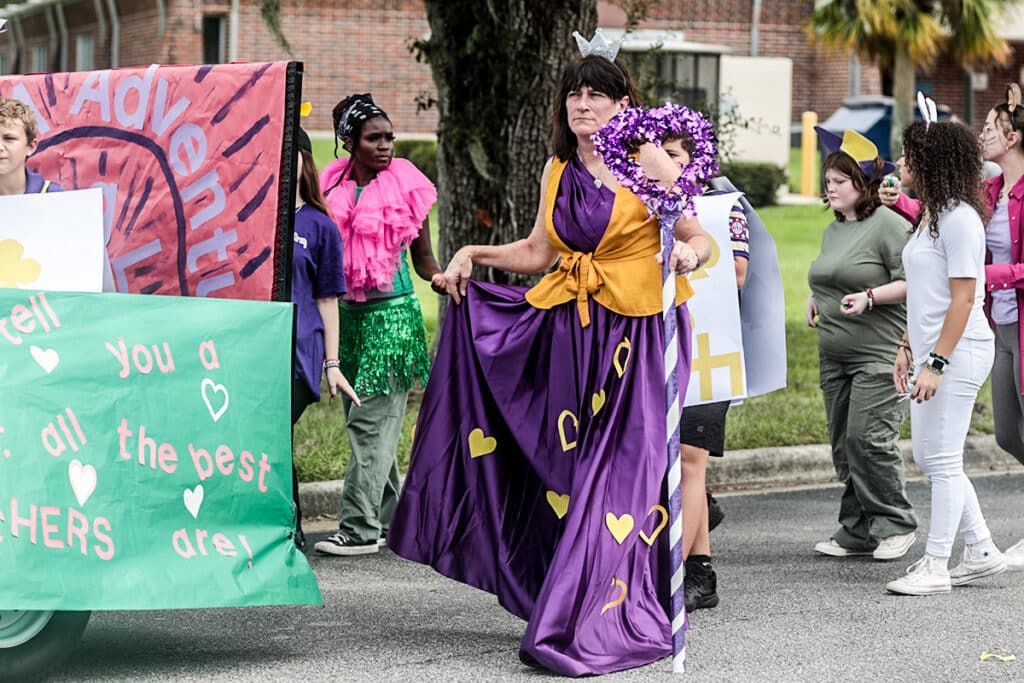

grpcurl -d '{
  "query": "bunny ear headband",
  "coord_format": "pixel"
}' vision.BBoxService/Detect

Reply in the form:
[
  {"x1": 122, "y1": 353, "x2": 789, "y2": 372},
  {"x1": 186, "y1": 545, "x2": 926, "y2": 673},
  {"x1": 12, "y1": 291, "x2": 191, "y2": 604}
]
[
  {"x1": 1005, "y1": 83, "x2": 1024, "y2": 129},
  {"x1": 917, "y1": 91, "x2": 938, "y2": 131}
]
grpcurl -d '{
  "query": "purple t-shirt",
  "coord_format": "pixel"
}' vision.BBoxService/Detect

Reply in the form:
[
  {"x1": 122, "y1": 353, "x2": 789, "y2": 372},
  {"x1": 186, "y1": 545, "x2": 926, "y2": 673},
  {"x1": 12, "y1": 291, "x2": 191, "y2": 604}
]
[
  {"x1": 24, "y1": 167, "x2": 64, "y2": 193},
  {"x1": 292, "y1": 205, "x2": 346, "y2": 398}
]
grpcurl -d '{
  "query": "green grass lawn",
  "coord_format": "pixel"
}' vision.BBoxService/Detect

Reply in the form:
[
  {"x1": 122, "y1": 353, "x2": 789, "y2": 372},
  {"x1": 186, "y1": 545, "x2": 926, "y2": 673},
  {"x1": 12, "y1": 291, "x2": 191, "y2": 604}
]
[{"x1": 293, "y1": 153, "x2": 994, "y2": 482}]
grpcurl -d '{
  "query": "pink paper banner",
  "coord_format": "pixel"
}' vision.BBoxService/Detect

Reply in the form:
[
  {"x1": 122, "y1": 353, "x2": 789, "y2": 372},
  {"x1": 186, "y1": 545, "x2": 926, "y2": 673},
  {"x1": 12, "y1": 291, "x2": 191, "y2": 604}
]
[{"x1": 1, "y1": 61, "x2": 301, "y2": 301}]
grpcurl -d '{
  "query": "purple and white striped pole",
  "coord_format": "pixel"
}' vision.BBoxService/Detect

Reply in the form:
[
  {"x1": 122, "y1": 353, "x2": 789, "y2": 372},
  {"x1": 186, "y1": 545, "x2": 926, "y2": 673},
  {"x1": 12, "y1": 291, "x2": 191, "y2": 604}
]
[{"x1": 659, "y1": 203, "x2": 687, "y2": 673}]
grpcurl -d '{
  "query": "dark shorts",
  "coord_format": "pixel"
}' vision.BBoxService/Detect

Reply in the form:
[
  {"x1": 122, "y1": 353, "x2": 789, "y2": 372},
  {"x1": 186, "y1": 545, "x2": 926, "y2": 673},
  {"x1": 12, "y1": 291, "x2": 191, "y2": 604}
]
[
  {"x1": 292, "y1": 375, "x2": 317, "y2": 425},
  {"x1": 680, "y1": 400, "x2": 730, "y2": 457}
]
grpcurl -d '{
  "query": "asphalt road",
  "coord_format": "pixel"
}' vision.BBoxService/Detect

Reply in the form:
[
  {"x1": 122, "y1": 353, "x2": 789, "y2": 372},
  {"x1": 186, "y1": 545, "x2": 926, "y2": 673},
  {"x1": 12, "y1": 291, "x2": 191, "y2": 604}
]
[{"x1": 53, "y1": 471, "x2": 1024, "y2": 682}]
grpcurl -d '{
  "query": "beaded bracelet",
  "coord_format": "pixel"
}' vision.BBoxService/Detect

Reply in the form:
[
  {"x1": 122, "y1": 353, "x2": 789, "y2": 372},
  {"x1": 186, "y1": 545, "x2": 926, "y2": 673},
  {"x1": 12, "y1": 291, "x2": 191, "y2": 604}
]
[
  {"x1": 865, "y1": 288, "x2": 875, "y2": 311},
  {"x1": 324, "y1": 359, "x2": 341, "y2": 371}
]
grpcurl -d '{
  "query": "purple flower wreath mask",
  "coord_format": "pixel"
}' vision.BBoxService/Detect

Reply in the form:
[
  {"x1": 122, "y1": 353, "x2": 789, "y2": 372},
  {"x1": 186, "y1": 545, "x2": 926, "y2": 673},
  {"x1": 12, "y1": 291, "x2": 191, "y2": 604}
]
[{"x1": 591, "y1": 103, "x2": 718, "y2": 218}]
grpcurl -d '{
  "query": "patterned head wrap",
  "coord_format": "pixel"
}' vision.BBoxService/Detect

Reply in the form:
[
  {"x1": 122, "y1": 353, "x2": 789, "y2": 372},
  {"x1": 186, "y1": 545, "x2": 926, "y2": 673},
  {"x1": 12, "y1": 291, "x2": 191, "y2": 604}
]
[{"x1": 335, "y1": 94, "x2": 390, "y2": 144}]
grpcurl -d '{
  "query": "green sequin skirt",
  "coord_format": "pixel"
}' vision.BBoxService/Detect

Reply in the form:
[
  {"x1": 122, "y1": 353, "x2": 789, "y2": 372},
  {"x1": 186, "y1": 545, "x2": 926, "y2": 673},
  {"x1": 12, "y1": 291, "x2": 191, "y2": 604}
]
[{"x1": 339, "y1": 294, "x2": 431, "y2": 398}]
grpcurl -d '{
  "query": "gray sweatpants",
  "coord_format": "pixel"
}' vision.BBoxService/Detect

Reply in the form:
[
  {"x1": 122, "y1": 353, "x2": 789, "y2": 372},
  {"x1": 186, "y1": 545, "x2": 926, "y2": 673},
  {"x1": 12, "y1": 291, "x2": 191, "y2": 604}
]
[
  {"x1": 820, "y1": 356, "x2": 918, "y2": 549},
  {"x1": 993, "y1": 322, "x2": 1024, "y2": 465},
  {"x1": 337, "y1": 391, "x2": 407, "y2": 544}
]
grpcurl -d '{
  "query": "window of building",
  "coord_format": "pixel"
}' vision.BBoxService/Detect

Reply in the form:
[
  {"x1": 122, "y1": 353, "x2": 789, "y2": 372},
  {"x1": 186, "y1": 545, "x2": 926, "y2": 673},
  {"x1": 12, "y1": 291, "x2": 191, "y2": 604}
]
[
  {"x1": 622, "y1": 50, "x2": 721, "y2": 110},
  {"x1": 612, "y1": 29, "x2": 728, "y2": 112},
  {"x1": 203, "y1": 15, "x2": 226, "y2": 65},
  {"x1": 31, "y1": 45, "x2": 47, "y2": 73},
  {"x1": 0, "y1": 53, "x2": 8, "y2": 76},
  {"x1": 76, "y1": 34, "x2": 95, "y2": 71}
]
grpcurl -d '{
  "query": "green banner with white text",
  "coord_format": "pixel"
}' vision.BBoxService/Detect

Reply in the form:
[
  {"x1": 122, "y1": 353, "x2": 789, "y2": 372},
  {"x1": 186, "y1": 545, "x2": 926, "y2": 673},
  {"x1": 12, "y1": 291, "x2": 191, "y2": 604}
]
[{"x1": 0, "y1": 289, "x2": 321, "y2": 609}]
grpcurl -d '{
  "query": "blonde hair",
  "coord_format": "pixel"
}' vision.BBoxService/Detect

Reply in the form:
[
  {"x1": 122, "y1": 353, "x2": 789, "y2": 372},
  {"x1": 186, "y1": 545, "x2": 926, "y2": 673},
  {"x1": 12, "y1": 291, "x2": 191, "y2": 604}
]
[{"x1": 0, "y1": 97, "x2": 39, "y2": 144}]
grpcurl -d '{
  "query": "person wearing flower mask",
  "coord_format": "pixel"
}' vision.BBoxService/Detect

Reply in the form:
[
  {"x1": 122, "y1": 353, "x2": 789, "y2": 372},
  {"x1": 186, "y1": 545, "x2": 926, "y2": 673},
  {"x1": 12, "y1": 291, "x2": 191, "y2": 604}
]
[
  {"x1": 662, "y1": 131, "x2": 750, "y2": 613},
  {"x1": 387, "y1": 31, "x2": 712, "y2": 676},
  {"x1": 807, "y1": 127, "x2": 919, "y2": 563}
]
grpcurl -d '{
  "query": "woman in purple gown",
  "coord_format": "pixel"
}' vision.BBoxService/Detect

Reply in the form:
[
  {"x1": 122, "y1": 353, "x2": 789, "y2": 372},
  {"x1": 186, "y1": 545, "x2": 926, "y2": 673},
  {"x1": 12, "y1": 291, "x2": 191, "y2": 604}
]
[{"x1": 387, "y1": 51, "x2": 712, "y2": 676}]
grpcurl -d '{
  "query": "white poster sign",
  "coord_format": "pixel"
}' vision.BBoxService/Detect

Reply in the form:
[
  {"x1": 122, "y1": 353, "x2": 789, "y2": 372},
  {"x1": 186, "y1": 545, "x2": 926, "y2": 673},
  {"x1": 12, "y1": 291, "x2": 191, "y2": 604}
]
[
  {"x1": 684, "y1": 191, "x2": 746, "y2": 406},
  {"x1": 0, "y1": 188, "x2": 105, "y2": 293}
]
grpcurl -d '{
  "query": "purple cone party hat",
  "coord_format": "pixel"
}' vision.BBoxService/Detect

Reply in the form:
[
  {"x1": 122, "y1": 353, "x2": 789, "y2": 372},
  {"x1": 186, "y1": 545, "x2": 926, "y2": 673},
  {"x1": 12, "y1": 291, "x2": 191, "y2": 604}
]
[{"x1": 813, "y1": 126, "x2": 895, "y2": 178}]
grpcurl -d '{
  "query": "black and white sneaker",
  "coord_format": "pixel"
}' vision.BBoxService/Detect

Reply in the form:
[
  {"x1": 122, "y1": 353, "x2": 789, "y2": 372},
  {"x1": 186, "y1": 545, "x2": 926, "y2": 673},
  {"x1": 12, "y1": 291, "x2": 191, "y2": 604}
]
[
  {"x1": 314, "y1": 533, "x2": 378, "y2": 556},
  {"x1": 377, "y1": 532, "x2": 388, "y2": 547}
]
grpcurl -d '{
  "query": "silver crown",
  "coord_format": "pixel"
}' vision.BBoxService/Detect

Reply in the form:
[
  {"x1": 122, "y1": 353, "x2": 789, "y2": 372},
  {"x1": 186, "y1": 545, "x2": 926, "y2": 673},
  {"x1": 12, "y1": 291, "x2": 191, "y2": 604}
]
[{"x1": 572, "y1": 28, "x2": 623, "y2": 62}]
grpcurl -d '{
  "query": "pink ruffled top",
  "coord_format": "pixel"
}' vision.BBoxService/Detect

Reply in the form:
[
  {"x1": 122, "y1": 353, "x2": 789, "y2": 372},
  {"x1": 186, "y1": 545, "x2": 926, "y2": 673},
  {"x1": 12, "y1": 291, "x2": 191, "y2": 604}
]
[{"x1": 320, "y1": 157, "x2": 437, "y2": 302}]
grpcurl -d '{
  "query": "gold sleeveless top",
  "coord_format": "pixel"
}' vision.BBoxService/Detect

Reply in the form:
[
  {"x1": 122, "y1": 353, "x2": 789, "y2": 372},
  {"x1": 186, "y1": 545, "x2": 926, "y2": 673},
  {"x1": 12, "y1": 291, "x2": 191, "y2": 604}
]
[{"x1": 525, "y1": 157, "x2": 694, "y2": 327}]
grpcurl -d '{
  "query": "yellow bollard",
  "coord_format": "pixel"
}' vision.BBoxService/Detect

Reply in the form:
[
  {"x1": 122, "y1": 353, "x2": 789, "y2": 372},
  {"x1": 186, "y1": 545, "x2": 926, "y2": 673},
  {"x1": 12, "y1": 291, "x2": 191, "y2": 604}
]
[{"x1": 801, "y1": 111, "x2": 818, "y2": 197}]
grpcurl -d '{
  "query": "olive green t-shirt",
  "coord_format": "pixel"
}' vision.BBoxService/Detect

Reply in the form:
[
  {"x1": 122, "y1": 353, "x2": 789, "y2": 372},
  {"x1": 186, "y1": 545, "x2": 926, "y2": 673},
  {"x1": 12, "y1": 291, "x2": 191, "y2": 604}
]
[{"x1": 808, "y1": 209, "x2": 910, "y2": 362}]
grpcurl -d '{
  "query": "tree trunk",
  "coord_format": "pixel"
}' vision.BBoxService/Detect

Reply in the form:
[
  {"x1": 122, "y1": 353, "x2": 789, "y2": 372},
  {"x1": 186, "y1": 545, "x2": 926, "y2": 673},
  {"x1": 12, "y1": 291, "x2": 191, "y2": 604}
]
[
  {"x1": 420, "y1": 0, "x2": 597, "y2": 326},
  {"x1": 890, "y1": 47, "x2": 916, "y2": 159}
]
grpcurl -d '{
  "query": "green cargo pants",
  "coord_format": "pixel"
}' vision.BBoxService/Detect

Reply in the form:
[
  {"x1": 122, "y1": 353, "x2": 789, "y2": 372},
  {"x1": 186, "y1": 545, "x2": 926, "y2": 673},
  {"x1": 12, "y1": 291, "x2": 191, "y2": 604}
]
[
  {"x1": 820, "y1": 355, "x2": 917, "y2": 549},
  {"x1": 337, "y1": 391, "x2": 406, "y2": 544}
]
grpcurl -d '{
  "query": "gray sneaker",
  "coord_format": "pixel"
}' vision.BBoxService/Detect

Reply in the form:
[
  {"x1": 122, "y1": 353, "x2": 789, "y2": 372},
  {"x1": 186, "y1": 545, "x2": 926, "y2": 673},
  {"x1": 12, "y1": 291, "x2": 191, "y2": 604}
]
[
  {"x1": 314, "y1": 533, "x2": 379, "y2": 556},
  {"x1": 873, "y1": 532, "x2": 916, "y2": 561}
]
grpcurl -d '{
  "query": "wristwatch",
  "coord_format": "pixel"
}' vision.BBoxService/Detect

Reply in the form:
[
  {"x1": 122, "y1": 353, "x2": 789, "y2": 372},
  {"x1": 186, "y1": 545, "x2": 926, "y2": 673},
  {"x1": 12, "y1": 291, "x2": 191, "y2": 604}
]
[{"x1": 922, "y1": 355, "x2": 946, "y2": 375}]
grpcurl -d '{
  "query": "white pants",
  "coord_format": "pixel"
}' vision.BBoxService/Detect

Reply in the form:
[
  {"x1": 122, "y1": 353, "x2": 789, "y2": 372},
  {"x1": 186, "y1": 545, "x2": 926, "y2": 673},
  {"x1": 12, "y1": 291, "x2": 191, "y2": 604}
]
[{"x1": 910, "y1": 337, "x2": 995, "y2": 558}]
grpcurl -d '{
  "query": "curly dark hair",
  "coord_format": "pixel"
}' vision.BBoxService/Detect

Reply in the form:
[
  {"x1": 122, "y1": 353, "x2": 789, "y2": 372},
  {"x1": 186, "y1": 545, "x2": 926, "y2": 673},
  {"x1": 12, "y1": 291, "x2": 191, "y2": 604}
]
[
  {"x1": 821, "y1": 150, "x2": 884, "y2": 222},
  {"x1": 901, "y1": 121, "x2": 989, "y2": 238}
]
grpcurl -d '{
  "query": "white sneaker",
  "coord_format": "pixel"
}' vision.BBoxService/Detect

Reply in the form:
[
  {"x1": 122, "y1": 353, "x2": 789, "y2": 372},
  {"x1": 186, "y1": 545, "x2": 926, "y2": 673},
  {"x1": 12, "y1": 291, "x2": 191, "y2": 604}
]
[
  {"x1": 1005, "y1": 539, "x2": 1024, "y2": 571},
  {"x1": 950, "y1": 542, "x2": 1007, "y2": 586},
  {"x1": 873, "y1": 532, "x2": 916, "y2": 561},
  {"x1": 814, "y1": 539, "x2": 874, "y2": 557},
  {"x1": 886, "y1": 556, "x2": 951, "y2": 595}
]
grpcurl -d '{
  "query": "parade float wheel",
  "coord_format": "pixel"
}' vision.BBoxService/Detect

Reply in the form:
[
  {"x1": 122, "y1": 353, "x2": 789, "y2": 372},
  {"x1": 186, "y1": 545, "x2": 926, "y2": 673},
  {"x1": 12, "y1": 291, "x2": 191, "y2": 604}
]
[{"x1": 0, "y1": 610, "x2": 91, "y2": 681}]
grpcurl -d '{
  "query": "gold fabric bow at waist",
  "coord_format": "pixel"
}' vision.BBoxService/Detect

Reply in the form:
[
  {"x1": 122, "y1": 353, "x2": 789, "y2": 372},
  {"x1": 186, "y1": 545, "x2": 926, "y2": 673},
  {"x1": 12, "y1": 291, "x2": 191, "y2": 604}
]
[
  {"x1": 560, "y1": 251, "x2": 605, "y2": 327},
  {"x1": 524, "y1": 248, "x2": 693, "y2": 326}
]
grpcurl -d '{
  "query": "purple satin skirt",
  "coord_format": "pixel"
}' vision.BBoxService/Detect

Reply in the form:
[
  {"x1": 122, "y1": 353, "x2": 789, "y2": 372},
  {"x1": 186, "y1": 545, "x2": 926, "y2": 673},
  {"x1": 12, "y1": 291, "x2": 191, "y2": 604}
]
[{"x1": 388, "y1": 281, "x2": 692, "y2": 676}]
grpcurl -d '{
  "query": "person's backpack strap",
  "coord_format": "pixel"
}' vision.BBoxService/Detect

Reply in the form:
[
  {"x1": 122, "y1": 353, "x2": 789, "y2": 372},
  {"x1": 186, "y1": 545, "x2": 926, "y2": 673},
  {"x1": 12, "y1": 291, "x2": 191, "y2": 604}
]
[{"x1": 40, "y1": 180, "x2": 51, "y2": 193}]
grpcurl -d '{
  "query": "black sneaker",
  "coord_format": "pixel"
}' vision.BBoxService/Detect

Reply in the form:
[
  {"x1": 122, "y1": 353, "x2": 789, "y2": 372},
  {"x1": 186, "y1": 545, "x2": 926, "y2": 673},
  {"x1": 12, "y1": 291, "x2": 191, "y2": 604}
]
[
  {"x1": 707, "y1": 492, "x2": 724, "y2": 532},
  {"x1": 313, "y1": 532, "x2": 379, "y2": 556},
  {"x1": 684, "y1": 568, "x2": 719, "y2": 612}
]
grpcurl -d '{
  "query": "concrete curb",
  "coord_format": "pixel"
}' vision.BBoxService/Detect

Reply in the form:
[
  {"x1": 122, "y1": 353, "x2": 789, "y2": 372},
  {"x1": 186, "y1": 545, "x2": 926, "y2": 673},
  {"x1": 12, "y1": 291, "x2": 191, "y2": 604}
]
[{"x1": 298, "y1": 434, "x2": 1021, "y2": 520}]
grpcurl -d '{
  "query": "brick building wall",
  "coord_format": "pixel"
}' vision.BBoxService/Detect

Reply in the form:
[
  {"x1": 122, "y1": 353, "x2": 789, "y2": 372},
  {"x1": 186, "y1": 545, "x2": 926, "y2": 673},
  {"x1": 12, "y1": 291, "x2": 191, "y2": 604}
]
[
  {"x1": 608, "y1": 0, "x2": 882, "y2": 122},
  {"x1": 3, "y1": 0, "x2": 1019, "y2": 140},
  {"x1": 3, "y1": 0, "x2": 437, "y2": 137},
  {"x1": 216, "y1": 0, "x2": 434, "y2": 138},
  {"x1": 926, "y1": 46, "x2": 1024, "y2": 130}
]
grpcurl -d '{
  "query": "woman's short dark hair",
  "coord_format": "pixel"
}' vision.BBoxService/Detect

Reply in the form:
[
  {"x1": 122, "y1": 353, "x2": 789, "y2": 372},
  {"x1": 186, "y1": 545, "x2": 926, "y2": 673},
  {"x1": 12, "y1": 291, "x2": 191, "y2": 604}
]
[
  {"x1": 821, "y1": 151, "x2": 884, "y2": 222},
  {"x1": 551, "y1": 55, "x2": 641, "y2": 161},
  {"x1": 901, "y1": 120, "x2": 989, "y2": 238}
]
